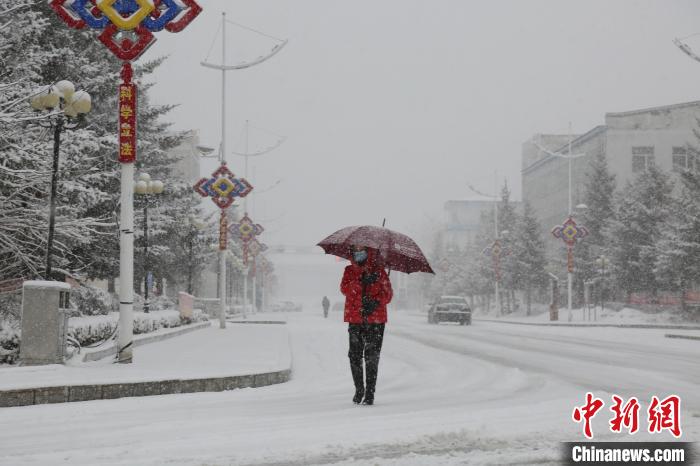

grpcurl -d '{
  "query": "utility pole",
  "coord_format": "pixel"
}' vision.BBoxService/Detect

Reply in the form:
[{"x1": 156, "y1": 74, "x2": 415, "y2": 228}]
[{"x1": 200, "y1": 13, "x2": 287, "y2": 327}]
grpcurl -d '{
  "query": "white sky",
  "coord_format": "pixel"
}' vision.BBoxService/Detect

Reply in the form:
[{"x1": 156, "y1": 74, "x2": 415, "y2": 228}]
[{"x1": 143, "y1": 0, "x2": 700, "y2": 248}]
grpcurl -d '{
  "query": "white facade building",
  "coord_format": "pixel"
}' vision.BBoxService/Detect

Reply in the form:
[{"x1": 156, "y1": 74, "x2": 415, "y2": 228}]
[{"x1": 522, "y1": 100, "x2": 700, "y2": 235}]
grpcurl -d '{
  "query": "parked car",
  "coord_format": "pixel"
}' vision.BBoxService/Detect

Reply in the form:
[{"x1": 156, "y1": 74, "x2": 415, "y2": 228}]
[{"x1": 428, "y1": 296, "x2": 471, "y2": 325}]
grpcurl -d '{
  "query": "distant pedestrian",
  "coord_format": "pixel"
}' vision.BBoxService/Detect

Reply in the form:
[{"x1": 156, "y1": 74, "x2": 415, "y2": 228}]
[
  {"x1": 340, "y1": 245, "x2": 393, "y2": 405},
  {"x1": 322, "y1": 295, "x2": 330, "y2": 318}
]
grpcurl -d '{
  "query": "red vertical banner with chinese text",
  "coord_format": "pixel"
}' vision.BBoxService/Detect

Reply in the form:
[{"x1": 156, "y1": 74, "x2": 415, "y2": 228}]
[
  {"x1": 219, "y1": 211, "x2": 228, "y2": 250},
  {"x1": 119, "y1": 83, "x2": 137, "y2": 163}
]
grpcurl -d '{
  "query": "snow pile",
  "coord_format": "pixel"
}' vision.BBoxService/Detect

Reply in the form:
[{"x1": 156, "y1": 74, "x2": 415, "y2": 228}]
[{"x1": 475, "y1": 303, "x2": 695, "y2": 325}]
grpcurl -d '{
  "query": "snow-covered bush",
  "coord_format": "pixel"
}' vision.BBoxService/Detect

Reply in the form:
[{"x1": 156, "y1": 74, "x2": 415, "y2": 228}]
[
  {"x1": 69, "y1": 314, "x2": 117, "y2": 347},
  {"x1": 148, "y1": 294, "x2": 175, "y2": 312},
  {"x1": 133, "y1": 310, "x2": 180, "y2": 334},
  {"x1": 0, "y1": 318, "x2": 20, "y2": 364},
  {"x1": 0, "y1": 305, "x2": 209, "y2": 365},
  {"x1": 71, "y1": 285, "x2": 114, "y2": 316},
  {"x1": 0, "y1": 292, "x2": 21, "y2": 321}
]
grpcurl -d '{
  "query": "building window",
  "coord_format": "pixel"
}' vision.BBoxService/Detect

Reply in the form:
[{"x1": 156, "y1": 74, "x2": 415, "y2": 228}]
[
  {"x1": 632, "y1": 146, "x2": 654, "y2": 173},
  {"x1": 672, "y1": 146, "x2": 693, "y2": 172}
]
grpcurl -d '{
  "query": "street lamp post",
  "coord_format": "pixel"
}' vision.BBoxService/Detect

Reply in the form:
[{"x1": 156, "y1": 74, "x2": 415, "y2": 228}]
[
  {"x1": 232, "y1": 120, "x2": 284, "y2": 314},
  {"x1": 30, "y1": 81, "x2": 92, "y2": 279},
  {"x1": 186, "y1": 215, "x2": 205, "y2": 295},
  {"x1": 50, "y1": 0, "x2": 202, "y2": 363},
  {"x1": 135, "y1": 173, "x2": 164, "y2": 313},
  {"x1": 199, "y1": 14, "x2": 287, "y2": 326},
  {"x1": 532, "y1": 127, "x2": 590, "y2": 319},
  {"x1": 468, "y1": 172, "x2": 501, "y2": 315},
  {"x1": 595, "y1": 255, "x2": 610, "y2": 317}
]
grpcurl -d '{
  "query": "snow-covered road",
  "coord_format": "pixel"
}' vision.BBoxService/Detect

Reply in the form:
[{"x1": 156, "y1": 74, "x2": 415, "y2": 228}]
[{"x1": 1, "y1": 311, "x2": 698, "y2": 465}]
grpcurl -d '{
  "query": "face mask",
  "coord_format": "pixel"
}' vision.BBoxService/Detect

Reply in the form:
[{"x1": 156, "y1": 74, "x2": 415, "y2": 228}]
[{"x1": 353, "y1": 250, "x2": 368, "y2": 263}]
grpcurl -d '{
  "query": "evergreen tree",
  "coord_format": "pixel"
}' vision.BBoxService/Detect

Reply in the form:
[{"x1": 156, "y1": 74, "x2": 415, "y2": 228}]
[
  {"x1": 655, "y1": 158, "x2": 700, "y2": 307},
  {"x1": 578, "y1": 151, "x2": 617, "y2": 286},
  {"x1": 0, "y1": 3, "x2": 210, "y2": 303},
  {"x1": 496, "y1": 182, "x2": 520, "y2": 313},
  {"x1": 609, "y1": 165, "x2": 673, "y2": 300},
  {"x1": 512, "y1": 201, "x2": 548, "y2": 315}
]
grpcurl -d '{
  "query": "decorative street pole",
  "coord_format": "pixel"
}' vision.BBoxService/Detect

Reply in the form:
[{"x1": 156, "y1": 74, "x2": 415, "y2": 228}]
[
  {"x1": 50, "y1": 0, "x2": 202, "y2": 363},
  {"x1": 247, "y1": 237, "x2": 268, "y2": 313},
  {"x1": 194, "y1": 164, "x2": 253, "y2": 327},
  {"x1": 229, "y1": 213, "x2": 264, "y2": 314},
  {"x1": 530, "y1": 125, "x2": 590, "y2": 321},
  {"x1": 201, "y1": 13, "x2": 286, "y2": 317},
  {"x1": 30, "y1": 81, "x2": 92, "y2": 279},
  {"x1": 482, "y1": 238, "x2": 509, "y2": 316},
  {"x1": 135, "y1": 173, "x2": 165, "y2": 313},
  {"x1": 551, "y1": 217, "x2": 589, "y2": 321},
  {"x1": 595, "y1": 255, "x2": 610, "y2": 314},
  {"x1": 186, "y1": 215, "x2": 205, "y2": 295}
]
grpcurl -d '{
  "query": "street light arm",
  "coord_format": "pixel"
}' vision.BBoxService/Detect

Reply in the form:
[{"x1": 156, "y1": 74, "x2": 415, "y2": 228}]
[
  {"x1": 529, "y1": 138, "x2": 586, "y2": 159},
  {"x1": 255, "y1": 179, "x2": 283, "y2": 194},
  {"x1": 466, "y1": 183, "x2": 496, "y2": 199},
  {"x1": 231, "y1": 136, "x2": 285, "y2": 157},
  {"x1": 201, "y1": 40, "x2": 288, "y2": 71},
  {"x1": 673, "y1": 38, "x2": 700, "y2": 64}
]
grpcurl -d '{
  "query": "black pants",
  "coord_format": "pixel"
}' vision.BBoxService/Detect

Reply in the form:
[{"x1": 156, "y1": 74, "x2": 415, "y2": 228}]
[{"x1": 348, "y1": 323, "x2": 385, "y2": 398}]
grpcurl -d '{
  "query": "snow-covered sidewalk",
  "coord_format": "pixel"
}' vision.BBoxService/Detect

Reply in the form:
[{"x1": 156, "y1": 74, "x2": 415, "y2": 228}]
[
  {"x1": 473, "y1": 305, "x2": 700, "y2": 329},
  {"x1": 0, "y1": 323, "x2": 290, "y2": 391}
]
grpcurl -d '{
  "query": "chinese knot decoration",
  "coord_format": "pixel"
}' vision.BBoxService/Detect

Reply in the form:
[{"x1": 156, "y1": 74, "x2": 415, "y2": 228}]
[
  {"x1": 482, "y1": 239, "x2": 509, "y2": 281},
  {"x1": 229, "y1": 213, "x2": 264, "y2": 243},
  {"x1": 49, "y1": 0, "x2": 202, "y2": 61},
  {"x1": 193, "y1": 164, "x2": 254, "y2": 210},
  {"x1": 229, "y1": 213, "x2": 264, "y2": 265},
  {"x1": 193, "y1": 164, "x2": 253, "y2": 251},
  {"x1": 246, "y1": 238, "x2": 268, "y2": 269},
  {"x1": 551, "y1": 216, "x2": 588, "y2": 273},
  {"x1": 551, "y1": 216, "x2": 588, "y2": 247}
]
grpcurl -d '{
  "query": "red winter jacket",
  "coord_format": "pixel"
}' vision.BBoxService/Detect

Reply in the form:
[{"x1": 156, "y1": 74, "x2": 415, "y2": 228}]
[{"x1": 340, "y1": 249, "x2": 393, "y2": 324}]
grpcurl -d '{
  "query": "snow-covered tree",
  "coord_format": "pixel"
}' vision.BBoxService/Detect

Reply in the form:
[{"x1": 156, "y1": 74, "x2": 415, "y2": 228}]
[
  {"x1": 496, "y1": 182, "x2": 520, "y2": 312},
  {"x1": 511, "y1": 201, "x2": 548, "y2": 315},
  {"x1": 0, "y1": 2, "x2": 209, "y2": 301},
  {"x1": 609, "y1": 165, "x2": 673, "y2": 300},
  {"x1": 577, "y1": 152, "x2": 617, "y2": 291}
]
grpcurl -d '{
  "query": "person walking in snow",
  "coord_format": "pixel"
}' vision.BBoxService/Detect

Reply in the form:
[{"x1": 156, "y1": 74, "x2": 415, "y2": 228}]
[
  {"x1": 322, "y1": 295, "x2": 330, "y2": 318},
  {"x1": 340, "y1": 245, "x2": 393, "y2": 405}
]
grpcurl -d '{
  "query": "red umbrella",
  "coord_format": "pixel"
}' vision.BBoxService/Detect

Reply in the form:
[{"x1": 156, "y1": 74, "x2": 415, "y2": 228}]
[{"x1": 317, "y1": 225, "x2": 435, "y2": 274}]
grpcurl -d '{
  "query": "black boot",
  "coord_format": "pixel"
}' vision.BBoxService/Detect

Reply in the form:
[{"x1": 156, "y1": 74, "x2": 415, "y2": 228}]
[
  {"x1": 362, "y1": 325, "x2": 384, "y2": 406},
  {"x1": 363, "y1": 356, "x2": 378, "y2": 405},
  {"x1": 350, "y1": 361, "x2": 365, "y2": 404}
]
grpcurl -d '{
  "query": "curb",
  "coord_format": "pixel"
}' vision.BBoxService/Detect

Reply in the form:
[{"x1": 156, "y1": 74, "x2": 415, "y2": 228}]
[
  {"x1": 475, "y1": 319, "x2": 700, "y2": 330},
  {"x1": 665, "y1": 334, "x2": 700, "y2": 341},
  {"x1": 0, "y1": 368, "x2": 292, "y2": 408},
  {"x1": 82, "y1": 321, "x2": 212, "y2": 362},
  {"x1": 227, "y1": 320, "x2": 286, "y2": 325}
]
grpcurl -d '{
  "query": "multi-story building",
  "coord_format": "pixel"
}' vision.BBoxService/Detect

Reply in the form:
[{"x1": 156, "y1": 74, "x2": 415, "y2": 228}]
[
  {"x1": 170, "y1": 129, "x2": 202, "y2": 183},
  {"x1": 443, "y1": 197, "x2": 521, "y2": 250},
  {"x1": 443, "y1": 198, "x2": 495, "y2": 249},
  {"x1": 522, "y1": 100, "x2": 700, "y2": 233}
]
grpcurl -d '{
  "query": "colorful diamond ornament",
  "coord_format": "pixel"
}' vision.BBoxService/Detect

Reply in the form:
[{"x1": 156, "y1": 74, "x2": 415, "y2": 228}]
[
  {"x1": 551, "y1": 216, "x2": 589, "y2": 247},
  {"x1": 193, "y1": 163, "x2": 253, "y2": 209},
  {"x1": 50, "y1": 0, "x2": 202, "y2": 61},
  {"x1": 229, "y1": 214, "x2": 264, "y2": 243}
]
